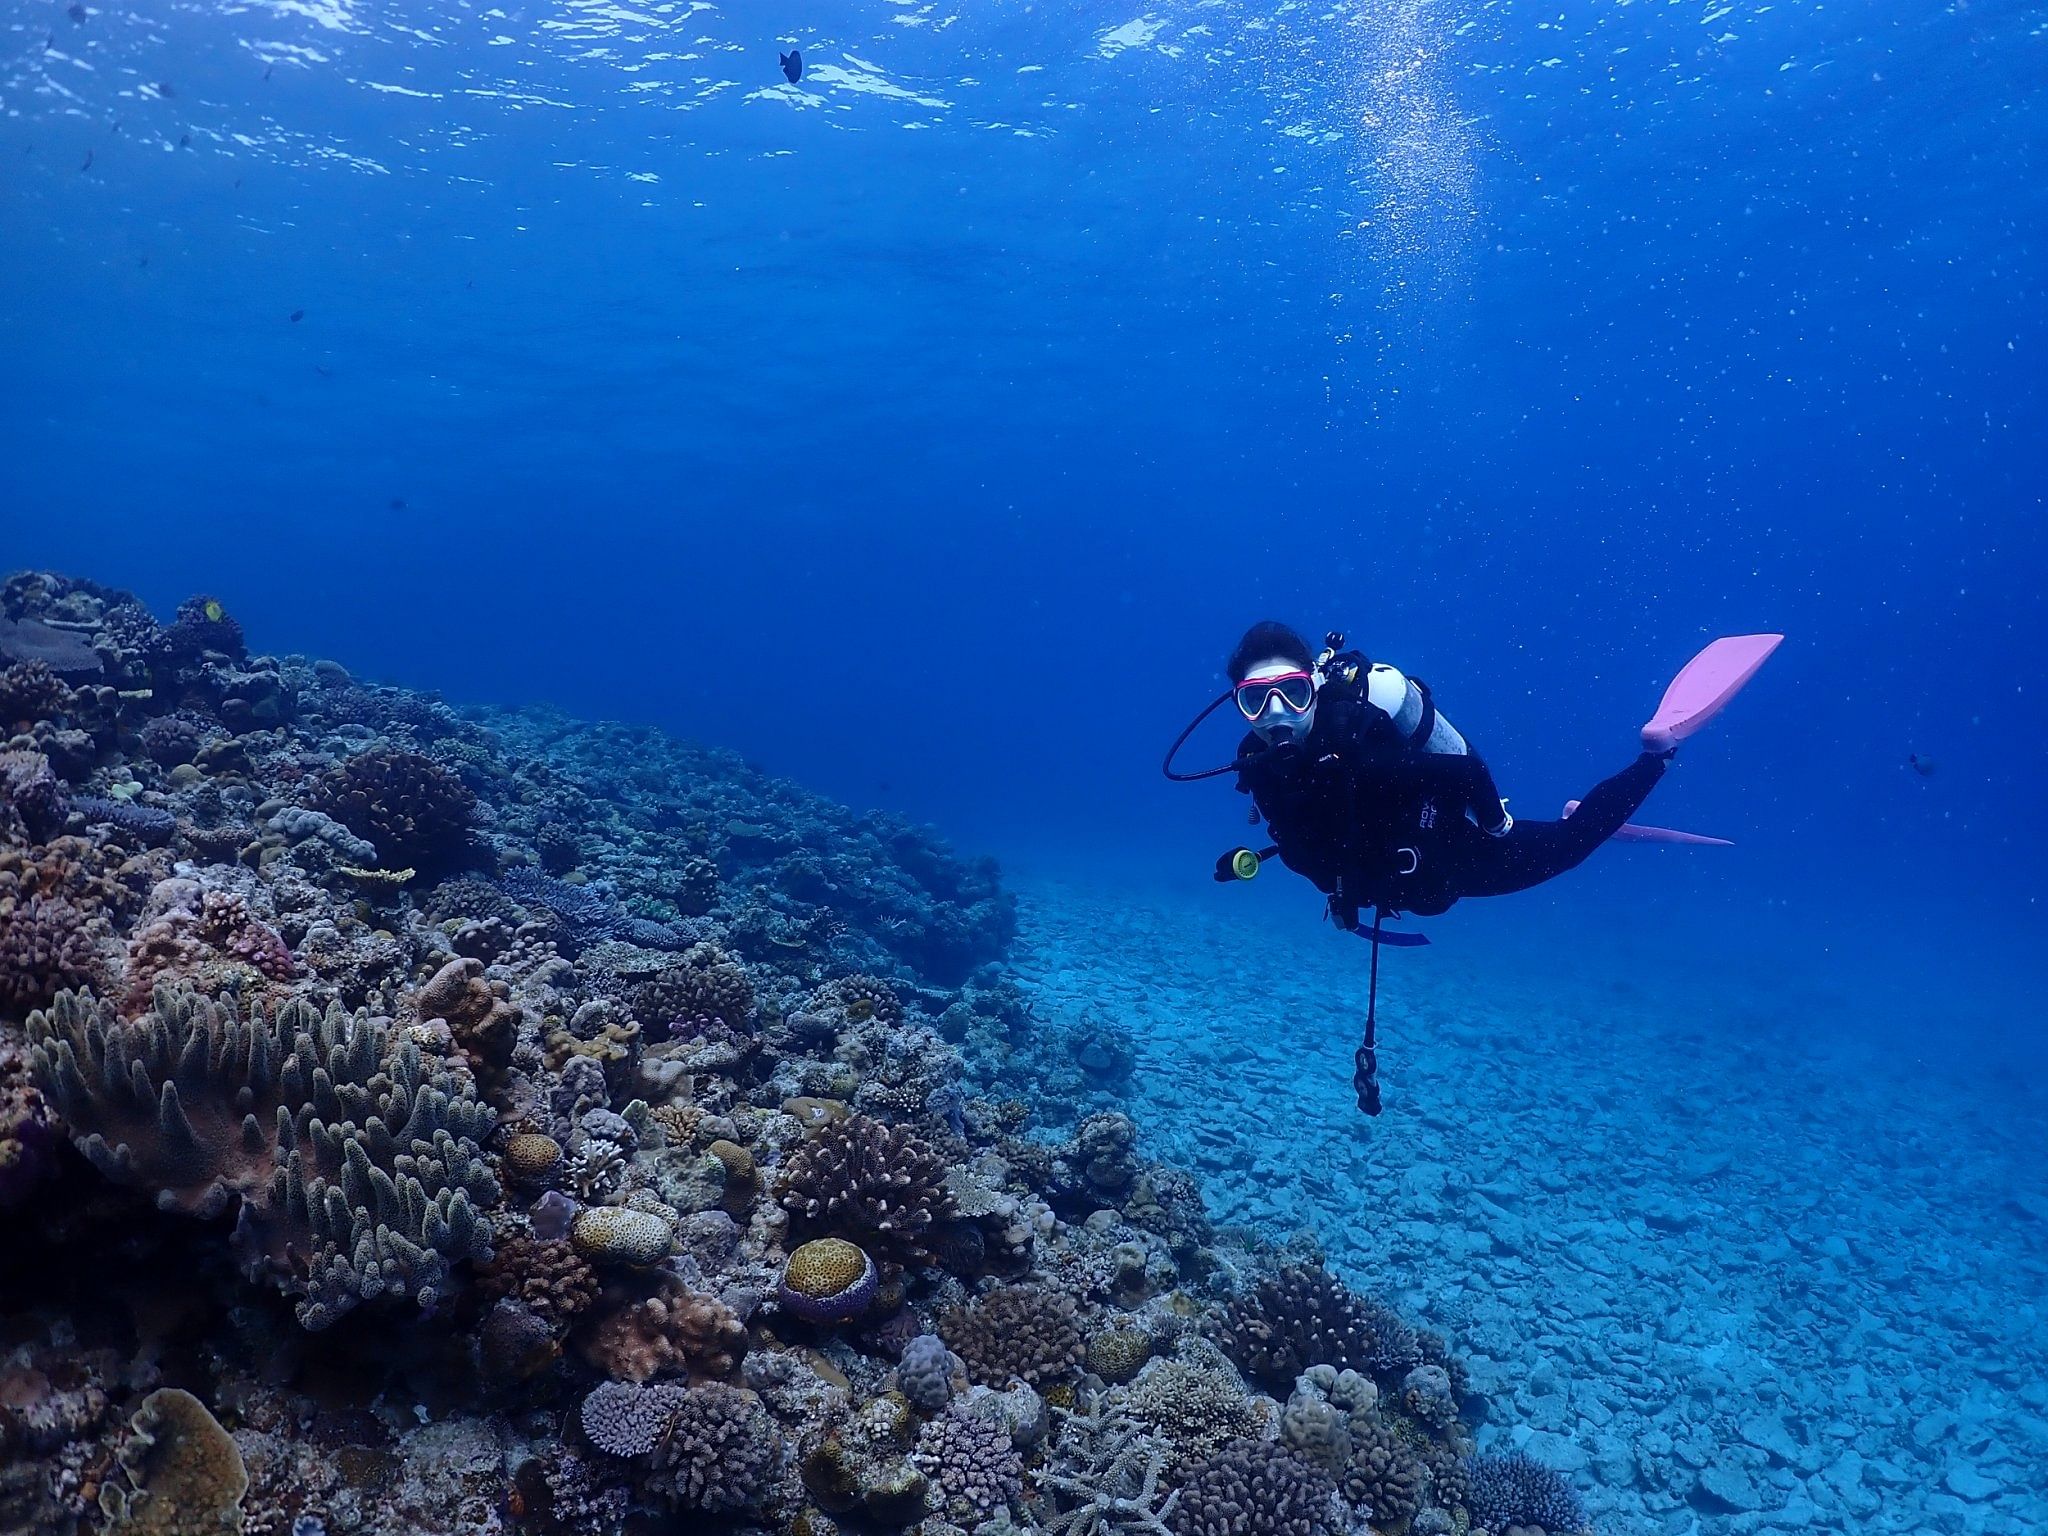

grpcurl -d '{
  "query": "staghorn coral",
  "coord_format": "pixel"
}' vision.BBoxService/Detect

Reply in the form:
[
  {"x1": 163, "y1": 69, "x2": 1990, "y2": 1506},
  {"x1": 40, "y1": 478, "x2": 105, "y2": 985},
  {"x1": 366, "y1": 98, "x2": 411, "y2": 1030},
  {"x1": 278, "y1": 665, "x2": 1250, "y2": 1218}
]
[
  {"x1": 1167, "y1": 1439, "x2": 1335, "y2": 1536},
  {"x1": 649, "y1": 1381, "x2": 781, "y2": 1513},
  {"x1": 70, "y1": 795, "x2": 179, "y2": 848},
  {"x1": 27, "y1": 985, "x2": 498, "y2": 1328},
  {"x1": 1464, "y1": 1451, "x2": 1590, "y2": 1536},
  {"x1": 940, "y1": 1284, "x2": 1085, "y2": 1387},
  {"x1": 776, "y1": 1112, "x2": 956, "y2": 1260},
  {"x1": 474, "y1": 1228, "x2": 600, "y2": 1328},
  {"x1": 577, "y1": 1284, "x2": 747, "y2": 1383},
  {"x1": 1035, "y1": 1395, "x2": 1181, "y2": 1536},
  {"x1": 306, "y1": 747, "x2": 477, "y2": 875},
  {"x1": 912, "y1": 1402, "x2": 1024, "y2": 1521}
]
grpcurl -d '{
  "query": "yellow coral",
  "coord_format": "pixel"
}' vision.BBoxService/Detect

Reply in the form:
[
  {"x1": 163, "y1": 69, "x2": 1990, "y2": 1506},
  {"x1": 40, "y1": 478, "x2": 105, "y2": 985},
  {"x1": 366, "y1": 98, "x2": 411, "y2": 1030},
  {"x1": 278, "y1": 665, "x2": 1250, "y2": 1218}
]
[
  {"x1": 502, "y1": 1132, "x2": 563, "y2": 1181},
  {"x1": 783, "y1": 1238, "x2": 871, "y2": 1300}
]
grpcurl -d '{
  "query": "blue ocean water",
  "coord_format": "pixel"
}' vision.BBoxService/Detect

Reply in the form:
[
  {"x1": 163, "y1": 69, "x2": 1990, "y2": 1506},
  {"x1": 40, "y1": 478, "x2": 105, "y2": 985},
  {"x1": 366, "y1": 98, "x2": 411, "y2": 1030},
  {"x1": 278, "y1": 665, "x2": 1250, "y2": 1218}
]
[{"x1": 3, "y1": 1, "x2": 2045, "y2": 1529}]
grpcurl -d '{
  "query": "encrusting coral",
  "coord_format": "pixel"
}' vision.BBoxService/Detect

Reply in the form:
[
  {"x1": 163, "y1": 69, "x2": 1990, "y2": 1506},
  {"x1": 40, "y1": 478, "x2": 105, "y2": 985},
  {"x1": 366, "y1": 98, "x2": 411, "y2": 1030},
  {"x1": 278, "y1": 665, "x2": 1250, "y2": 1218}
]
[{"x1": 26, "y1": 984, "x2": 497, "y2": 1328}]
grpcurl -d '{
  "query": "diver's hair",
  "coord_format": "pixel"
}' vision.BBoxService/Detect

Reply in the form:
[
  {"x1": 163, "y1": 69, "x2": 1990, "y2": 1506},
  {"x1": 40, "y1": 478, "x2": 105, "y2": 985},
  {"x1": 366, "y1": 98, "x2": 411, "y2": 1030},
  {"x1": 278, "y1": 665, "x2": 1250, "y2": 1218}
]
[{"x1": 1226, "y1": 621, "x2": 1314, "y2": 682}]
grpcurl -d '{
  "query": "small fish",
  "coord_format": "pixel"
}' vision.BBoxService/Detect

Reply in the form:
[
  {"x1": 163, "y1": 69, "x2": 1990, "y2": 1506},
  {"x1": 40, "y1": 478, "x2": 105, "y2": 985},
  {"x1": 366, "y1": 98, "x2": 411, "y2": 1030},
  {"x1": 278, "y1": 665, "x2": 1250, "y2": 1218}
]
[
  {"x1": 79, "y1": 148, "x2": 93, "y2": 172},
  {"x1": 389, "y1": 497, "x2": 407, "y2": 511},
  {"x1": 67, "y1": 3, "x2": 87, "y2": 21},
  {"x1": 313, "y1": 364, "x2": 332, "y2": 377},
  {"x1": 780, "y1": 49, "x2": 802, "y2": 83},
  {"x1": 289, "y1": 308, "x2": 304, "y2": 322},
  {"x1": 178, "y1": 132, "x2": 190, "y2": 147},
  {"x1": 154, "y1": 81, "x2": 175, "y2": 98},
  {"x1": 1907, "y1": 753, "x2": 1936, "y2": 778},
  {"x1": 263, "y1": 64, "x2": 273, "y2": 81}
]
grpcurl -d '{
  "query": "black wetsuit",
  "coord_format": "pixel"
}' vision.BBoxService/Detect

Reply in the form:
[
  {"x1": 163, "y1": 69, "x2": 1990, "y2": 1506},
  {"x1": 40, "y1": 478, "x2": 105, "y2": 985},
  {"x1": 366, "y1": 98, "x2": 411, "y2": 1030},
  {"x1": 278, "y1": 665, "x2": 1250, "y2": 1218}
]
[{"x1": 1233, "y1": 674, "x2": 1667, "y2": 920}]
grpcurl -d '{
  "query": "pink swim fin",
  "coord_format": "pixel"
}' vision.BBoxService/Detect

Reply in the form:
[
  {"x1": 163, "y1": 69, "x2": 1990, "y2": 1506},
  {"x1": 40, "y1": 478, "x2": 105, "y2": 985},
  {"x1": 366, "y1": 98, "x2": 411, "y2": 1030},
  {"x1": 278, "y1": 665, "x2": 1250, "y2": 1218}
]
[
  {"x1": 1562, "y1": 801, "x2": 1733, "y2": 847},
  {"x1": 1641, "y1": 633, "x2": 1782, "y2": 752}
]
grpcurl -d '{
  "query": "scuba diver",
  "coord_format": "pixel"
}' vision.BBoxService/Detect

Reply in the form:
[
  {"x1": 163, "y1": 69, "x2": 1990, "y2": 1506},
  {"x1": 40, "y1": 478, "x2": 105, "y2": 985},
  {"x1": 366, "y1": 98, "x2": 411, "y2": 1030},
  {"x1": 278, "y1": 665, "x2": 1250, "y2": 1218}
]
[{"x1": 1164, "y1": 621, "x2": 1780, "y2": 1113}]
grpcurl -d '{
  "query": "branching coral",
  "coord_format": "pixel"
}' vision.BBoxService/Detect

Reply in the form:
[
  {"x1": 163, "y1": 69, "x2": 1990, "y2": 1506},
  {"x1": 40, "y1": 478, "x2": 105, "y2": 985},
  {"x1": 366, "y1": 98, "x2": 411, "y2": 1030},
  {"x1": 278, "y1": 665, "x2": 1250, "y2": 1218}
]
[
  {"x1": 27, "y1": 985, "x2": 499, "y2": 1328},
  {"x1": 1034, "y1": 1396, "x2": 1182, "y2": 1536},
  {"x1": 635, "y1": 942, "x2": 755, "y2": 1033},
  {"x1": 649, "y1": 1382, "x2": 781, "y2": 1512},
  {"x1": 475, "y1": 1228, "x2": 600, "y2": 1328},
  {"x1": 776, "y1": 1111, "x2": 956, "y2": 1260},
  {"x1": 576, "y1": 1284, "x2": 747, "y2": 1383},
  {"x1": 1465, "y1": 1451, "x2": 1590, "y2": 1536},
  {"x1": 1167, "y1": 1439, "x2": 1336, "y2": 1536},
  {"x1": 0, "y1": 892, "x2": 106, "y2": 1017},
  {"x1": 1217, "y1": 1264, "x2": 1390, "y2": 1392},
  {"x1": 939, "y1": 1284, "x2": 1086, "y2": 1387},
  {"x1": 307, "y1": 747, "x2": 477, "y2": 875},
  {"x1": 912, "y1": 1402, "x2": 1024, "y2": 1521},
  {"x1": 1123, "y1": 1342, "x2": 1268, "y2": 1469}
]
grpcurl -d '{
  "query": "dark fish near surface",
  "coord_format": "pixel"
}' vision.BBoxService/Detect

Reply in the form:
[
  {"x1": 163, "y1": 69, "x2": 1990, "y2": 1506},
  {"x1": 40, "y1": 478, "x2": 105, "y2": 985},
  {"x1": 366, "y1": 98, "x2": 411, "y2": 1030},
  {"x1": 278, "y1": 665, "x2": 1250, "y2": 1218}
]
[
  {"x1": 389, "y1": 498, "x2": 407, "y2": 511},
  {"x1": 1908, "y1": 753, "x2": 1936, "y2": 777},
  {"x1": 289, "y1": 309, "x2": 304, "y2": 322},
  {"x1": 79, "y1": 148, "x2": 92, "y2": 172},
  {"x1": 67, "y1": 3, "x2": 87, "y2": 21},
  {"x1": 155, "y1": 81, "x2": 175, "y2": 98},
  {"x1": 780, "y1": 49, "x2": 802, "y2": 83},
  {"x1": 179, "y1": 133, "x2": 191, "y2": 148}
]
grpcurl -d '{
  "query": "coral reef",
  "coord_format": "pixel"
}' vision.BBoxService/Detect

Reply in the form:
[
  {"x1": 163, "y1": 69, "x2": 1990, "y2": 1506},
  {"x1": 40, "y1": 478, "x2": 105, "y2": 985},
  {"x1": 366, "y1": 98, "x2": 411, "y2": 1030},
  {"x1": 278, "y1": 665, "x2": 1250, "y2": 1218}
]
[
  {"x1": 1466, "y1": 1450, "x2": 1592, "y2": 1536},
  {"x1": 0, "y1": 570, "x2": 1617, "y2": 1536}
]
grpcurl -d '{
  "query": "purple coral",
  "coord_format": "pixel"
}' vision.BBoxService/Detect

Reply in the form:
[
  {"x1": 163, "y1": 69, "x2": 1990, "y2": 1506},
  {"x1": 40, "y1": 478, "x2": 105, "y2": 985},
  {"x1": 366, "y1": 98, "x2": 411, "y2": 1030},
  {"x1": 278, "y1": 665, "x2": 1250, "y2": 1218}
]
[
  {"x1": 579, "y1": 1380, "x2": 687, "y2": 1458},
  {"x1": 649, "y1": 1382, "x2": 780, "y2": 1512},
  {"x1": 912, "y1": 1403, "x2": 1024, "y2": 1519}
]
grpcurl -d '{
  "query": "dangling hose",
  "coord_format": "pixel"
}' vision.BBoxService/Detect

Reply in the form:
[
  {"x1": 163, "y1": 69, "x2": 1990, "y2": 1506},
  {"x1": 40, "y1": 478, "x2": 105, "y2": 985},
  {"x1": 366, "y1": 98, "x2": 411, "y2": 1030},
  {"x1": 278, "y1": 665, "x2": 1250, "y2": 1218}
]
[
  {"x1": 1162, "y1": 690, "x2": 1250, "y2": 782},
  {"x1": 1353, "y1": 907, "x2": 1385, "y2": 1116}
]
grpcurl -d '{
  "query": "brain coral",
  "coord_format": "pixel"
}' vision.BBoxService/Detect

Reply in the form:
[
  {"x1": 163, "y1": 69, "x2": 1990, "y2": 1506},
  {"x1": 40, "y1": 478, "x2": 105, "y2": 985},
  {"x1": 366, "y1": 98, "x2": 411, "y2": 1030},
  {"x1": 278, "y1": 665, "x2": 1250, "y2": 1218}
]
[
  {"x1": 776, "y1": 1112, "x2": 957, "y2": 1260},
  {"x1": 27, "y1": 985, "x2": 499, "y2": 1329},
  {"x1": 1167, "y1": 1439, "x2": 1335, "y2": 1536},
  {"x1": 307, "y1": 747, "x2": 478, "y2": 874},
  {"x1": 939, "y1": 1284, "x2": 1086, "y2": 1387},
  {"x1": 777, "y1": 1236, "x2": 878, "y2": 1326}
]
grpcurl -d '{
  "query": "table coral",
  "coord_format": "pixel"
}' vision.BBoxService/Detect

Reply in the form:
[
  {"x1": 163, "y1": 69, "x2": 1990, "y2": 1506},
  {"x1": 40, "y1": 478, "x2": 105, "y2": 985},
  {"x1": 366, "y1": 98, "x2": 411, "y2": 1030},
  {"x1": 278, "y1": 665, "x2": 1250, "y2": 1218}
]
[{"x1": 27, "y1": 985, "x2": 497, "y2": 1328}]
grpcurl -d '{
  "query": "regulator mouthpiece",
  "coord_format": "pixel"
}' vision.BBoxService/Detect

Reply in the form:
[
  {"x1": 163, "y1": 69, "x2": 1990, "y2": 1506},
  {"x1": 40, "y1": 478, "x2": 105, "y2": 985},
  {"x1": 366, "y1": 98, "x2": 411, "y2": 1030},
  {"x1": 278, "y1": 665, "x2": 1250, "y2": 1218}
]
[{"x1": 1230, "y1": 848, "x2": 1261, "y2": 881}]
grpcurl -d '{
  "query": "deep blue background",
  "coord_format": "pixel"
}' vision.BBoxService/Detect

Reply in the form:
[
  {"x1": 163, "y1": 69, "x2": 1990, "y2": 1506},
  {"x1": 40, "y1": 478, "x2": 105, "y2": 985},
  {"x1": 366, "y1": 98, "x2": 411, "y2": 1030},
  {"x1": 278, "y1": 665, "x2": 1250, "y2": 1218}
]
[{"x1": 3, "y1": 1, "x2": 2042, "y2": 1049}]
